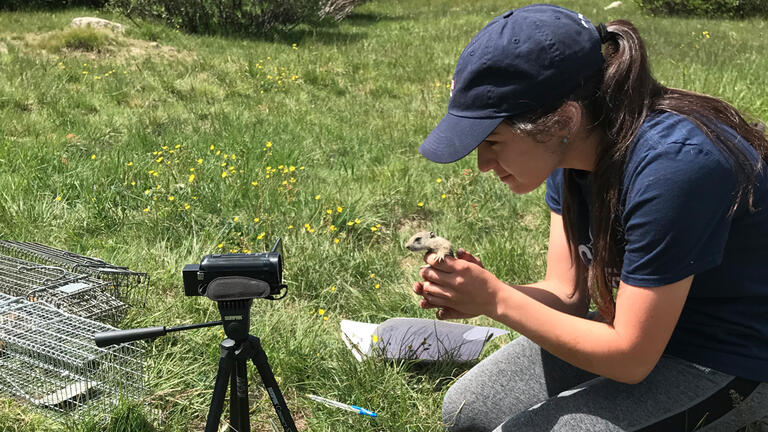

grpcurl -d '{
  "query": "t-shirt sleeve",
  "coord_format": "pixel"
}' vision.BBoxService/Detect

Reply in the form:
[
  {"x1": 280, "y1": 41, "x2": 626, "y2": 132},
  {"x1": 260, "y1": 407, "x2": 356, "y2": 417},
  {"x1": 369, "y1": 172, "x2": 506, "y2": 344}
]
[
  {"x1": 545, "y1": 168, "x2": 564, "y2": 215},
  {"x1": 620, "y1": 143, "x2": 738, "y2": 287}
]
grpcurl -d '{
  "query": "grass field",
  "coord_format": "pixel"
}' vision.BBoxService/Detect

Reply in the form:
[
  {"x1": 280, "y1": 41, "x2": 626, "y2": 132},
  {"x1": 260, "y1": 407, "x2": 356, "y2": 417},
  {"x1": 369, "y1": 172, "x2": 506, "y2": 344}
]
[{"x1": 0, "y1": 0, "x2": 766, "y2": 430}]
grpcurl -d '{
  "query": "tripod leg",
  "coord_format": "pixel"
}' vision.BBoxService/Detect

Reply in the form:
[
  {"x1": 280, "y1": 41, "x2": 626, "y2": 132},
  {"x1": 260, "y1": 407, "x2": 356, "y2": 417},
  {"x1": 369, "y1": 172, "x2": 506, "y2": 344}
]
[
  {"x1": 248, "y1": 336, "x2": 298, "y2": 432},
  {"x1": 231, "y1": 354, "x2": 251, "y2": 432},
  {"x1": 230, "y1": 361, "x2": 241, "y2": 431},
  {"x1": 205, "y1": 339, "x2": 236, "y2": 432}
]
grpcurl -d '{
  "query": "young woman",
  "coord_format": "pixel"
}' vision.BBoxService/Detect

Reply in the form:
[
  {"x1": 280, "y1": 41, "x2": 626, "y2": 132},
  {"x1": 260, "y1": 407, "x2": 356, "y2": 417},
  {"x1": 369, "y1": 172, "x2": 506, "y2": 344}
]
[{"x1": 413, "y1": 4, "x2": 768, "y2": 431}]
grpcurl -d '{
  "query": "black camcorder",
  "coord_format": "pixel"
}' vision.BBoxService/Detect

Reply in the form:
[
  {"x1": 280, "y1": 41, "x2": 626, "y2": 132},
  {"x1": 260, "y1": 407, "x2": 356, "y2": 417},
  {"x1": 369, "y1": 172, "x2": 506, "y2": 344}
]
[{"x1": 183, "y1": 238, "x2": 286, "y2": 300}]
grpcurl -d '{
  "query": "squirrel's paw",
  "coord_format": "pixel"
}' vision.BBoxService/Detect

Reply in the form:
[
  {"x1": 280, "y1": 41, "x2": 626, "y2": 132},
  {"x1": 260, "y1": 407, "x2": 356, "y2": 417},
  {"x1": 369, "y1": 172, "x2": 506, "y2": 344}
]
[{"x1": 433, "y1": 250, "x2": 450, "y2": 263}]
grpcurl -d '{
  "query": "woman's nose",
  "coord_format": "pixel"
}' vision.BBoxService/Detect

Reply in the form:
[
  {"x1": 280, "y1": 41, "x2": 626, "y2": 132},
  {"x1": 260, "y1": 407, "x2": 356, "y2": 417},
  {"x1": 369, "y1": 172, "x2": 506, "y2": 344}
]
[{"x1": 476, "y1": 142, "x2": 494, "y2": 173}]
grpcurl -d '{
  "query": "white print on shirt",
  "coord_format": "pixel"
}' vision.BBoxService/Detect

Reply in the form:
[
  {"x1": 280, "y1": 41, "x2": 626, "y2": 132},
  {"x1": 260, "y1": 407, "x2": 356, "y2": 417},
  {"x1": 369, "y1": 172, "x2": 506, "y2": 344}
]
[{"x1": 578, "y1": 227, "x2": 594, "y2": 267}]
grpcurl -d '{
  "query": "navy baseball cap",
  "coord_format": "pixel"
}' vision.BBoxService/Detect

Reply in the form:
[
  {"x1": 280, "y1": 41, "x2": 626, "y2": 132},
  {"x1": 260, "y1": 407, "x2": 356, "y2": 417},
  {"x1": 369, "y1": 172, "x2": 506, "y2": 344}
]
[{"x1": 419, "y1": 4, "x2": 604, "y2": 164}]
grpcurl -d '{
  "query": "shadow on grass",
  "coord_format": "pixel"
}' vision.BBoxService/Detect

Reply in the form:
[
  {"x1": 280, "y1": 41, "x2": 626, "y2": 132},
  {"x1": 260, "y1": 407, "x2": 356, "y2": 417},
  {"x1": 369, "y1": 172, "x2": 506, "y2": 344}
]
[
  {"x1": 343, "y1": 11, "x2": 406, "y2": 26},
  {"x1": 397, "y1": 359, "x2": 477, "y2": 393},
  {"x1": 267, "y1": 26, "x2": 369, "y2": 46},
  {"x1": 265, "y1": 11, "x2": 405, "y2": 45}
]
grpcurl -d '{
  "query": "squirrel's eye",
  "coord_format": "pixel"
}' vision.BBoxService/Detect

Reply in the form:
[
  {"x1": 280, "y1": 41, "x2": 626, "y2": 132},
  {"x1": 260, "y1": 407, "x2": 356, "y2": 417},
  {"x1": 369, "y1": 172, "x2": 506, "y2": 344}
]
[{"x1": 415, "y1": 237, "x2": 421, "y2": 242}]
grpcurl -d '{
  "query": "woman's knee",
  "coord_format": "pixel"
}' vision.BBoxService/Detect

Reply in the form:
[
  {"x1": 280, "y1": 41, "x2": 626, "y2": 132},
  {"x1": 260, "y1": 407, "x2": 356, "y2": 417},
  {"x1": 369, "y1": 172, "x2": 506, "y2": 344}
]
[{"x1": 441, "y1": 374, "x2": 476, "y2": 431}]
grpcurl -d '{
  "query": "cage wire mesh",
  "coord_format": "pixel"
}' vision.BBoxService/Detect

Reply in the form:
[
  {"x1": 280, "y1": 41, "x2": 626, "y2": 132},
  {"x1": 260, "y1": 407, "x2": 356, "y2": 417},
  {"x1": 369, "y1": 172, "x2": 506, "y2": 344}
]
[
  {"x1": 0, "y1": 241, "x2": 148, "y2": 307},
  {"x1": 0, "y1": 253, "x2": 127, "y2": 325},
  {"x1": 0, "y1": 293, "x2": 144, "y2": 415}
]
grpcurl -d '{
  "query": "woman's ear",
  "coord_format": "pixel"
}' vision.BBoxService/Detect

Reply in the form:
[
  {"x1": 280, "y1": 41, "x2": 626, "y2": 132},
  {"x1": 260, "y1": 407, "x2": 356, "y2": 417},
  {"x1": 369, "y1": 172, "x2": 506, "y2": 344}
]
[{"x1": 558, "y1": 101, "x2": 582, "y2": 138}]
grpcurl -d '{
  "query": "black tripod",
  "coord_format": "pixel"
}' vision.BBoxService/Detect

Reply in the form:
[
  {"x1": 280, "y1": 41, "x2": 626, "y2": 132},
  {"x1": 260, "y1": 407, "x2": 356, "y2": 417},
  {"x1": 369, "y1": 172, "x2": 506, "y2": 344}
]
[
  {"x1": 94, "y1": 277, "x2": 298, "y2": 432},
  {"x1": 205, "y1": 298, "x2": 297, "y2": 432}
]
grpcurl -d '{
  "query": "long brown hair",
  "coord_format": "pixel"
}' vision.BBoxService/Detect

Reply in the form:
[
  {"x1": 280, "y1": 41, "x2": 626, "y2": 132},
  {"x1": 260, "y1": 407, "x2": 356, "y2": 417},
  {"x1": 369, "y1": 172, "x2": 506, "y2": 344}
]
[{"x1": 512, "y1": 20, "x2": 768, "y2": 322}]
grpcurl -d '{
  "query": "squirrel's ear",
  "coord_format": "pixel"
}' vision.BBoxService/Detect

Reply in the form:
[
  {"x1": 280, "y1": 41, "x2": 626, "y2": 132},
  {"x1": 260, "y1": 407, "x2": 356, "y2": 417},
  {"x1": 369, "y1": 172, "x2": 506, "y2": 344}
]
[{"x1": 429, "y1": 232, "x2": 435, "y2": 238}]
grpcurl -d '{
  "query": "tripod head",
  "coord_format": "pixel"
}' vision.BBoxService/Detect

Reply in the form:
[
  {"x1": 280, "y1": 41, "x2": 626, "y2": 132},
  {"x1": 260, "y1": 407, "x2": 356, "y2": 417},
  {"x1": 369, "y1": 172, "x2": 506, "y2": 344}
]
[{"x1": 206, "y1": 276, "x2": 259, "y2": 342}]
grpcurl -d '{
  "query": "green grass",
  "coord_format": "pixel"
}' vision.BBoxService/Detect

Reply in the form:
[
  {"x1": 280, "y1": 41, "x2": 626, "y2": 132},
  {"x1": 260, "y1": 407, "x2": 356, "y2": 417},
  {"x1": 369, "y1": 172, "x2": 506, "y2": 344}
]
[
  {"x1": 0, "y1": 1, "x2": 767, "y2": 430},
  {"x1": 29, "y1": 26, "x2": 122, "y2": 52}
]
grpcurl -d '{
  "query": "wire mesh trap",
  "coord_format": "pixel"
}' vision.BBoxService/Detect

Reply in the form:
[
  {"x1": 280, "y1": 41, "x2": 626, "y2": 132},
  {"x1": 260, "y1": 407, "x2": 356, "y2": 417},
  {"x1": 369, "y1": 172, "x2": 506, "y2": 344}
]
[
  {"x1": 0, "y1": 241, "x2": 148, "y2": 307},
  {"x1": 0, "y1": 293, "x2": 144, "y2": 415},
  {"x1": 0, "y1": 253, "x2": 127, "y2": 324}
]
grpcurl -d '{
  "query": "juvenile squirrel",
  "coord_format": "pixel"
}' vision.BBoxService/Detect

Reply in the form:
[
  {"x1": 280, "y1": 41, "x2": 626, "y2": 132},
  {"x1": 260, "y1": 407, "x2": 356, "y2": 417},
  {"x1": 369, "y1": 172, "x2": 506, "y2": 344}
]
[{"x1": 405, "y1": 231, "x2": 454, "y2": 262}]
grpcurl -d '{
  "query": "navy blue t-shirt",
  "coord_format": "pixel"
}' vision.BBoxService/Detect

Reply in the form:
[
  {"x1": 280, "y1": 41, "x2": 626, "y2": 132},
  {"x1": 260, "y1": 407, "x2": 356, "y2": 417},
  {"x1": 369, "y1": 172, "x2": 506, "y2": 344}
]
[{"x1": 545, "y1": 112, "x2": 768, "y2": 382}]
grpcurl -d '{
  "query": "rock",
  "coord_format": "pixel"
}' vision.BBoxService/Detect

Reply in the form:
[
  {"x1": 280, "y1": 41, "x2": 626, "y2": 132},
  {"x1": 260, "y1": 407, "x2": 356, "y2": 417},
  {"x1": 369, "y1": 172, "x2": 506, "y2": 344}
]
[
  {"x1": 71, "y1": 17, "x2": 125, "y2": 34},
  {"x1": 604, "y1": 1, "x2": 623, "y2": 10}
]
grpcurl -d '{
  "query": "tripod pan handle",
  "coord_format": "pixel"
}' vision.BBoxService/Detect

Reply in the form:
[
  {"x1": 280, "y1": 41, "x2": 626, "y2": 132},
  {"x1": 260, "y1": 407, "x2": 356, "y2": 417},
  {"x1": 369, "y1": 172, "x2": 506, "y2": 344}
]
[{"x1": 95, "y1": 326, "x2": 167, "y2": 347}]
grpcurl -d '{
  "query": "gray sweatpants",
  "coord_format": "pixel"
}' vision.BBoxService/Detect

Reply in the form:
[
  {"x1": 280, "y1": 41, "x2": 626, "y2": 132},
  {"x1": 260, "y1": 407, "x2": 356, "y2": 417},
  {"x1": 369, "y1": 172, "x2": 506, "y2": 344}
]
[{"x1": 442, "y1": 336, "x2": 768, "y2": 431}]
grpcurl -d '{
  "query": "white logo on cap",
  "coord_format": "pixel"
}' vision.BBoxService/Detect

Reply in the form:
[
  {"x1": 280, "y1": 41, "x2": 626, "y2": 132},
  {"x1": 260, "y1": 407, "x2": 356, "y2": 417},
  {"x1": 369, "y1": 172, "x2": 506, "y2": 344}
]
[
  {"x1": 577, "y1": 13, "x2": 589, "y2": 28},
  {"x1": 450, "y1": 79, "x2": 455, "y2": 97}
]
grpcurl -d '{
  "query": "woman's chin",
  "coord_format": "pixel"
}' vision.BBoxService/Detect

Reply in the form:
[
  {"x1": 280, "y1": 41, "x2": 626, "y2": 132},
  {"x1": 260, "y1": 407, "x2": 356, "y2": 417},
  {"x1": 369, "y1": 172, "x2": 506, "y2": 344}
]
[{"x1": 503, "y1": 177, "x2": 537, "y2": 195}]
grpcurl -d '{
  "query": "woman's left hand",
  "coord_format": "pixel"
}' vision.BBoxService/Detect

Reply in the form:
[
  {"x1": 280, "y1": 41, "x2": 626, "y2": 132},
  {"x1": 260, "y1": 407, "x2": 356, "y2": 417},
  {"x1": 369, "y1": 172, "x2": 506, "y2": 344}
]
[{"x1": 418, "y1": 253, "x2": 503, "y2": 318}]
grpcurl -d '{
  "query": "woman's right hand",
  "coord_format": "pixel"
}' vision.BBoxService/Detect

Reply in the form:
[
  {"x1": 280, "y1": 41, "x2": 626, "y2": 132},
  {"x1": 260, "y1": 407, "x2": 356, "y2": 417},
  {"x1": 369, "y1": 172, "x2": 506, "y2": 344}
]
[{"x1": 412, "y1": 248, "x2": 485, "y2": 320}]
